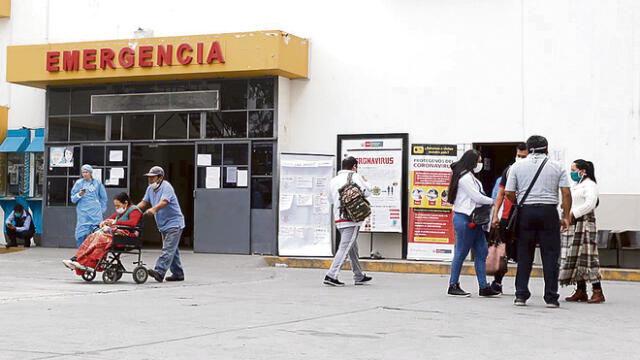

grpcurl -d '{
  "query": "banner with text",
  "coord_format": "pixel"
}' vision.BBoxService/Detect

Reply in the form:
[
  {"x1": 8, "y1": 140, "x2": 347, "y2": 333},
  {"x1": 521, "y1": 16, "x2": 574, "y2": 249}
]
[{"x1": 407, "y1": 144, "x2": 457, "y2": 260}]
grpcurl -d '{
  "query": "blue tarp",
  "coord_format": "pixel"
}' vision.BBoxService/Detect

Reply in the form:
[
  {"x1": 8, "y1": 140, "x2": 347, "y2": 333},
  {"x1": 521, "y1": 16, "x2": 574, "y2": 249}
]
[{"x1": 0, "y1": 129, "x2": 30, "y2": 153}]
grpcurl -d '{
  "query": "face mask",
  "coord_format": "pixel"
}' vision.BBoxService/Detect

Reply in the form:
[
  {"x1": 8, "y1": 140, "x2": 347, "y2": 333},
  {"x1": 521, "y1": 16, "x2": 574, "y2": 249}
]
[
  {"x1": 115, "y1": 207, "x2": 126, "y2": 215},
  {"x1": 570, "y1": 171, "x2": 582, "y2": 182},
  {"x1": 515, "y1": 156, "x2": 525, "y2": 163},
  {"x1": 149, "y1": 181, "x2": 161, "y2": 190},
  {"x1": 473, "y1": 163, "x2": 483, "y2": 173}
]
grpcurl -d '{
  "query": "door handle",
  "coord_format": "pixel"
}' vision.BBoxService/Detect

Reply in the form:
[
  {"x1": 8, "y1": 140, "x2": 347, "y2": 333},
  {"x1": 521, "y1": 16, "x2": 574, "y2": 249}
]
[{"x1": 193, "y1": 190, "x2": 196, "y2": 199}]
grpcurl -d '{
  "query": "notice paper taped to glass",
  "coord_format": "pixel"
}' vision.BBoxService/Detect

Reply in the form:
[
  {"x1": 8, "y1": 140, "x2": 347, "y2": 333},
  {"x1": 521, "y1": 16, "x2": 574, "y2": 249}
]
[
  {"x1": 92, "y1": 168, "x2": 103, "y2": 182},
  {"x1": 237, "y1": 170, "x2": 248, "y2": 187},
  {"x1": 110, "y1": 167, "x2": 125, "y2": 179},
  {"x1": 227, "y1": 167, "x2": 237, "y2": 184},
  {"x1": 205, "y1": 167, "x2": 221, "y2": 189},
  {"x1": 197, "y1": 154, "x2": 212, "y2": 166},
  {"x1": 109, "y1": 150, "x2": 123, "y2": 162}
]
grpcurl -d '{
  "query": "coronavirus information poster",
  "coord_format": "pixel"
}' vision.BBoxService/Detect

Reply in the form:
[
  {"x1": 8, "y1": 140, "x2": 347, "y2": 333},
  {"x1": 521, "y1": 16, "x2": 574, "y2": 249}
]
[
  {"x1": 407, "y1": 144, "x2": 457, "y2": 260},
  {"x1": 340, "y1": 137, "x2": 404, "y2": 233}
]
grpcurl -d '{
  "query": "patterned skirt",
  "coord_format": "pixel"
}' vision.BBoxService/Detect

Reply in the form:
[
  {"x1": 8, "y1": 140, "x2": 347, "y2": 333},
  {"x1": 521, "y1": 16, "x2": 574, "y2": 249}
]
[{"x1": 559, "y1": 212, "x2": 602, "y2": 286}]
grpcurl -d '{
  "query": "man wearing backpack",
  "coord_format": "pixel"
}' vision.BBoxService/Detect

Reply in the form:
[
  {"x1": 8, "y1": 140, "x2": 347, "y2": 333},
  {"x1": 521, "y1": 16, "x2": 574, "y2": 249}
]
[{"x1": 324, "y1": 156, "x2": 373, "y2": 286}]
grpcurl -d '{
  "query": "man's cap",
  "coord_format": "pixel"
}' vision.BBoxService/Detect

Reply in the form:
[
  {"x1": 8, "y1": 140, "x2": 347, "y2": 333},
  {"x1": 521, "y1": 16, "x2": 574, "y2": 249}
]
[{"x1": 143, "y1": 166, "x2": 165, "y2": 177}]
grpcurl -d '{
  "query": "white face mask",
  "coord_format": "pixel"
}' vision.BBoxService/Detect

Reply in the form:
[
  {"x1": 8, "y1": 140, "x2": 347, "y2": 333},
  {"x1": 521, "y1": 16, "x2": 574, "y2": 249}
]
[
  {"x1": 473, "y1": 163, "x2": 483, "y2": 173},
  {"x1": 149, "y1": 181, "x2": 161, "y2": 190},
  {"x1": 515, "y1": 156, "x2": 524, "y2": 163},
  {"x1": 115, "y1": 207, "x2": 126, "y2": 215}
]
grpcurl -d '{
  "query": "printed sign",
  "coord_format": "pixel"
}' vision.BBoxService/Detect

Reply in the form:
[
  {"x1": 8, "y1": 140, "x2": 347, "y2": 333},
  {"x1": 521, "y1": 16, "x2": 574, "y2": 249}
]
[
  {"x1": 407, "y1": 144, "x2": 457, "y2": 260},
  {"x1": 49, "y1": 146, "x2": 74, "y2": 168}
]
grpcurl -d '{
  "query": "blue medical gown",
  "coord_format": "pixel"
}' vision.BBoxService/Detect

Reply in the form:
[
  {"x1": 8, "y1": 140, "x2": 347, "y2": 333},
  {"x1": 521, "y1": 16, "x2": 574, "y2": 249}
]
[{"x1": 70, "y1": 178, "x2": 107, "y2": 247}]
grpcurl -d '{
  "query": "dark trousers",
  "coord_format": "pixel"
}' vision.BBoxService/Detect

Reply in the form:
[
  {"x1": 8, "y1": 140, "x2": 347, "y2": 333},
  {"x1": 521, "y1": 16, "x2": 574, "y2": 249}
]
[
  {"x1": 515, "y1": 205, "x2": 561, "y2": 303},
  {"x1": 6, "y1": 227, "x2": 34, "y2": 247}
]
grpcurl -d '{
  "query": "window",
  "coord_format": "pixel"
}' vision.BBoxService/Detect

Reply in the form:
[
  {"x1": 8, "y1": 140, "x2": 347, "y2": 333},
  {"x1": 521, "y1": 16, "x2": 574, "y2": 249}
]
[
  {"x1": 48, "y1": 88, "x2": 70, "y2": 116},
  {"x1": 251, "y1": 178, "x2": 272, "y2": 209},
  {"x1": 221, "y1": 80, "x2": 247, "y2": 110},
  {"x1": 47, "y1": 178, "x2": 67, "y2": 206},
  {"x1": 188, "y1": 113, "x2": 202, "y2": 139},
  {"x1": 251, "y1": 142, "x2": 274, "y2": 209},
  {"x1": 122, "y1": 114, "x2": 154, "y2": 140},
  {"x1": 48, "y1": 117, "x2": 69, "y2": 141},
  {"x1": 248, "y1": 111, "x2": 274, "y2": 138},
  {"x1": 7, "y1": 153, "x2": 25, "y2": 197},
  {"x1": 33, "y1": 153, "x2": 44, "y2": 198},
  {"x1": 196, "y1": 144, "x2": 222, "y2": 189},
  {"x1": 248, "y1": 78, "x2": 275, "y2": 109},
  {"x1": 206, "y1": 112, "x2": 247, "y2": 138},
  {"x1": 82, "y1": 145, "x2": 105, "y2": 167},
  {"x1": 70, "y1": 116, "x2": 106, "y2": 141},
  {"x1": 155, "y1": 112, "x2": 188, "y2": 139},
  {"x1": 223, "y1": 143, "x2": 249, "y2": 166},
  {"x1": 111, "y1": 115, "x2": 122, "y2": 141},
  {"x1": 252, "y1": 143, "x2": 273, "y2": 176}
]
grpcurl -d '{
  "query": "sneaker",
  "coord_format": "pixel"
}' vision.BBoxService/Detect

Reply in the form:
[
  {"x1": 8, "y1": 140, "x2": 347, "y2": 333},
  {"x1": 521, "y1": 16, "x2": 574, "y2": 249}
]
[
  {"x1": 479, "y1": 286, "x2": 501, "y2": 297},
  {"x1": 165, "y1": 274, "x2": 185, "y2": 282},
  {"x1": 546, "y1": 300, "x2": 560, "y2": 308},
  {"x1": 514, "y1": 298, "x2": 527, "y2": 306},
  {"x1": 323, "y1": 275, "x2": 345, "y2": 287},
  {"x1": 147, "y1": 269, "x2": 164, "y2": 283},
  {"x1": 62, "y1": 259, "x2": 75, "y2": 270},
  {"x1": 490, "y1": 281, "x2": 503, "y2": 294},
  {"x1": 71, "y1": 261, "x2": 86, "y2": 271},
  {"x1": 355, "y1": 275, "x2": 372, "y2": 285},
  {"x1": 447, "y1": 283, "x2": 471, "y2": 297}
]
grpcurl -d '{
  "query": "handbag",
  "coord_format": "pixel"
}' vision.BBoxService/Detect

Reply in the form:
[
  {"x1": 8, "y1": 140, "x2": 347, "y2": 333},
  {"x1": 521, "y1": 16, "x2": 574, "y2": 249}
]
[
  {"x1": 471, "y1": 205, "x2": 491, "y2": 226},
  {"x1": 486, "y1": 241, "x2": 507, "y2": 275},
  {"x1": 505, "y1": 158, "x2": 548, "y2": 235}
]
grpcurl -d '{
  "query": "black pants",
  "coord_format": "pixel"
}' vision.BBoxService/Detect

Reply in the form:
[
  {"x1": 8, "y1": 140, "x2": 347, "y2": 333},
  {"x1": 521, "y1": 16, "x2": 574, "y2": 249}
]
[
  {"x1": 515, "y1": 205, "x2": 561, "y2": 303},
  {"x1": 6, "y1": 228, "x2": 34, "y2": 247}
]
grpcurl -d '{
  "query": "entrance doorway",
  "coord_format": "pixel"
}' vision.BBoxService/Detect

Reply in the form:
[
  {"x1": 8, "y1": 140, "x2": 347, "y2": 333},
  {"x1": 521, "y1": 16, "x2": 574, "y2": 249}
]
[
  {"x1": 473, "y1": 142, "x2": 522, "y2": 196},
  {"x1": 131, "y1": 144, "x2": 195, "y2": 248}
]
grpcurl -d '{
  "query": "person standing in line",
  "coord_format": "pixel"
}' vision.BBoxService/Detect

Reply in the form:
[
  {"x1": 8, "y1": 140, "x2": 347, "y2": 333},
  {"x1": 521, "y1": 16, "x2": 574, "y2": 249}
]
[
  {"x1": 505, "y1": 135, "x2": 572, "y2": 308},
  {"x1": 446, "y1": 150, "x2": 501, "y2": 297},
  {"x1": 323, "y1": 156, "x2": 373, "y2": 287},
  {"x1": 137, "y1": 166, "x2": 186, "y2": 283},
  {"x1": 559, "y1": 159, "x2": 605, "y2": 303},
  {"x1": 70, "y1": 164, "x2": 107, "y2": 248},
  {"x1": 489, "y1": 143, "x2": 529, "y2": 293}
]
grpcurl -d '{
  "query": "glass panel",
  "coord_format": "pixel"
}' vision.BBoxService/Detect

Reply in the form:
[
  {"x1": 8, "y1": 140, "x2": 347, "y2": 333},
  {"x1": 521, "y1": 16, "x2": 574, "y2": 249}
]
[
  {"x1": 106, "y1": 145, "x2": 128, "y2": 166},
  {"x1": 82, "y1": 145, "x2": 105, "y2": 167},
  {"x1": 48, "y1": 117, "x2": 69, "y2": 141},
  {"x1": 251, "y1": 178, "x2": 272, "y2": 209},
  {"x1": 221, "y1": 80, "x2": 247, "y2": 110},
  {"x1": 47, "y1": 177, "x2": 67, "y2": 206},
  {"x1": 46, "y1": 146, "x2": 67, "y2": 176},
  {"x1": 206, "y1": 112, "x2": 247, "y2": 138},
  {"x1": 105, "y1": 167, "x2": 128, "y2": 187},
  {"x1": 7, "y1": 153, "x2": 25, "y2": 196},
  {"x1": 248, "y1": 111, "x2": 274, "y2": 138},
  {"x1": 111, "y1": 115, "x2": 122, "y2": 140},
  {"x1": 91, "y1": 91, "x2": 219, "y2": 113},
  {"x1": 251, "y1": 143, "x2": 273, "y2": 176},
  {"x1": 70, "y1": 116, "x2": 106, "y2": 141},
  {"x1": 34, "y1": 153, "x2": 45, "y2": 198},
  {"x1": 223, "y1": 166, "x2": 248, "y2": 188},
  {"x1": 197, "y1": 144, "x2": 222, "y2": 165},
  {"x1": 248, "y1": 78, "x2": 275, "y2": 109},
  {"x1": 223, "y1": 144, "x2": 248, "y2": 166},
  {"x1": 48, "y1": 88, "x2": 70, "y2": 116},
  {"x1": 155, "y1": 112, "x2": 187, "y2": 139},
  {"x1": 122, "y1": 114, "x2": 154, "y2": 140},
  {"x1": 70, "y1": 146, "x2": 81, "y2": 176},
  {"x1": 71, "y1": 87, "x2": 108, "y2": 114},
  {"x1": 68, "y1": 178, "x2": 78, "y2": 206},
  {"x1": 188, "y1": 113, "x2": 202, "y2": 139},
  {"x1": 197, "y1": 166, "x2": 221, "y2": 189}
]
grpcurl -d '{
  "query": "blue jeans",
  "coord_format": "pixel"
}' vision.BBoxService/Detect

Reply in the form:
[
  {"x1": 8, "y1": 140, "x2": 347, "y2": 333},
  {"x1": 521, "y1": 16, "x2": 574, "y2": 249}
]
[
  {"x1": 449, "y1": 212, "x2": 489, "y2": 289},
  {"x1": 154, "y1": 227, "x2": 184, "y2": 278}
]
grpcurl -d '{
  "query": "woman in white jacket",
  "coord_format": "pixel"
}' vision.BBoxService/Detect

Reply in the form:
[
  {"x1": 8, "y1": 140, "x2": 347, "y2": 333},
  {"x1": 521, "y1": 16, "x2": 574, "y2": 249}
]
[
  {"x1": 446, "y1": 150, "x2": 500, "y2": 297},
  {"x1": 559, "y1": 159, "x2": 604, "y2": 303}
]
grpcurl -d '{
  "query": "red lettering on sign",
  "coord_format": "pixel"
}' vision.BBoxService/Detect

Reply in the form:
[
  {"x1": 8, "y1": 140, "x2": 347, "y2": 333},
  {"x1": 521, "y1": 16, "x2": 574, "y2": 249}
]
[
  {"x1": 157, "y1": 45, "x2": 173, "y2": 66},
  {"x1": 62, "y1": 50, "x2": 80, "y2": 71},
  {"x1": 118, "y1": 47, "x2": 135, "y2": 68},
  {"x1": 196, "y1": 42, "x2": 204, "y2": 64},
  {"x1": 46, "y1": 51, "x2": 60, "y2": 72},
  {"x1": 99, "y1": 48, "x2": 116, "y2": 69},
  {"x1": 176, "y1": 43, "x2": 193, "y2": 65},
  {"x1": 206, "y1": 41, "x2": 225, "y2": 63},
  {"x1": 82, "y1": 49, "x2": 97, "y2": 70},
  {"x1": 138, "y1": 46, "x2": 154, "y2": 67}
]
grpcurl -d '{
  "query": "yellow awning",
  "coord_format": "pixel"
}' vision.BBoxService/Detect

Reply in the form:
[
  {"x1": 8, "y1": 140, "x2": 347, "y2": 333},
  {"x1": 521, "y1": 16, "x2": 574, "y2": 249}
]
[{"x1": 7, "y1": 30, "x2": 308, "y2": 88}]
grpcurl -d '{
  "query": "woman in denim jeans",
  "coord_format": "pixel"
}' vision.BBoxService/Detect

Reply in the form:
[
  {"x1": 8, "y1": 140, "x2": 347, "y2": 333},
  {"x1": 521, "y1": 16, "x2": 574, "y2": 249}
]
[{"x1": 446, "y1": 150, "x2": 501, "y2": 297}]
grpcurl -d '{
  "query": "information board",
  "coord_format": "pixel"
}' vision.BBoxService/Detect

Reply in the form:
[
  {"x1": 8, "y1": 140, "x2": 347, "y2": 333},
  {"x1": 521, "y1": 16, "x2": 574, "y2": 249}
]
[{"x1": 278, "y1": 153, "x2": 335, "y2": 257}]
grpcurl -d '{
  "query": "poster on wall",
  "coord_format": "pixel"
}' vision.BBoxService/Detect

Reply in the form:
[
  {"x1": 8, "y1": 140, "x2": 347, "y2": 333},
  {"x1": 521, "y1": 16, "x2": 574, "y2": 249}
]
[
  {"x1": 49, "y1": 146, "x2": 74, "y2": 168},
  {"x1": 278, "y1": 153, "x2": 335, "y2": 257},
  {"x1": 339, "y1": 137, "x2": 404, "y2": 233},
  {"x1": 407, "y1": 144, "x2": 458, "y2": 261}
]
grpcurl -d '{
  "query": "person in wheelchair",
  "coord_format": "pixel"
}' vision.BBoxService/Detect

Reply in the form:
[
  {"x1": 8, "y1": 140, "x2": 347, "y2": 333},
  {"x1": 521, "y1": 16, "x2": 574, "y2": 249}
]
[{"x1": 63, "y1": 192, "x2": 142, "y2": 273}]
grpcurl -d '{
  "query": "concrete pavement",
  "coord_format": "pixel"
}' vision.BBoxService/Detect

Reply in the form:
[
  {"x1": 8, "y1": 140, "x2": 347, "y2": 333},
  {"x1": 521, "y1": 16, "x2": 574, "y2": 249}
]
[{"x1": 0, "y1": 248, "x2": 638, "y2": 359}]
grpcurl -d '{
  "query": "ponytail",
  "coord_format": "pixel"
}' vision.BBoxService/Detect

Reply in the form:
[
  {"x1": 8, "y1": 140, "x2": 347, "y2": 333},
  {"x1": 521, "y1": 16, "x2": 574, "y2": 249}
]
[{"x1": 574, "y1": 159, "x2": 597, "y2": 183}]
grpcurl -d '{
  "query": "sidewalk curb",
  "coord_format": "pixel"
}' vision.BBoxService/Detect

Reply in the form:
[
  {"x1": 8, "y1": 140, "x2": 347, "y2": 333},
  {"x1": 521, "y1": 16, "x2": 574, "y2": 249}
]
[
  {"x1": 264, "y1": 256, "x2": 640, "y2": 282},
  {"x1": 0, "y1": 248, "x2": 27, "y2": 255}
]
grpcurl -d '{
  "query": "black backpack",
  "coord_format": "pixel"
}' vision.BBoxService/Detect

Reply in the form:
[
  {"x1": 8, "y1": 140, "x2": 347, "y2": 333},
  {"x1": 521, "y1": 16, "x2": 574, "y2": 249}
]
[{"x1": 338, "y1": 172, "x2": 371, "y2": 222}]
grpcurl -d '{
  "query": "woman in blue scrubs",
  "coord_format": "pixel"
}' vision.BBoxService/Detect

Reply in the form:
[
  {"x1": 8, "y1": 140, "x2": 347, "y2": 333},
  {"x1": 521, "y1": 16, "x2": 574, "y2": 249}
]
[{"x1": 70, "y1": 164, "x2": 107, "y2": 247}]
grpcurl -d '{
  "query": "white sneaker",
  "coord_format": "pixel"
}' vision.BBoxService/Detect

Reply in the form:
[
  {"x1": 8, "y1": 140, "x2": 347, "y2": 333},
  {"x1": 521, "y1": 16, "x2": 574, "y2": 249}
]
[
  {"x1": 62, "y1": 259, "x2": 75, "y2": 270},
  {"x1": 71, "y1": 261, "x2": 86, "y2": 271}
]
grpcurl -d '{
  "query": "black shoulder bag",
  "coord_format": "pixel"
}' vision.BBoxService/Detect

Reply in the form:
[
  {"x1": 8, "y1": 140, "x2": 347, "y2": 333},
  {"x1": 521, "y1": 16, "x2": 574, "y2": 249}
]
[{"x1": 505, "y1": 158, "x2": 548, "y2": 235}]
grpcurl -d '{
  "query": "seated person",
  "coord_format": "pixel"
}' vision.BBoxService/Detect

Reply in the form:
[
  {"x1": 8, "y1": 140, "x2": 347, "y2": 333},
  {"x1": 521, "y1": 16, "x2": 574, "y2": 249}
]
[
  {"x1": 5, "y1": 204, "x2": 35, "y2": 248},
  {"x1": 63, "y1": 192, "x2": 142, "y2": 272}
]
